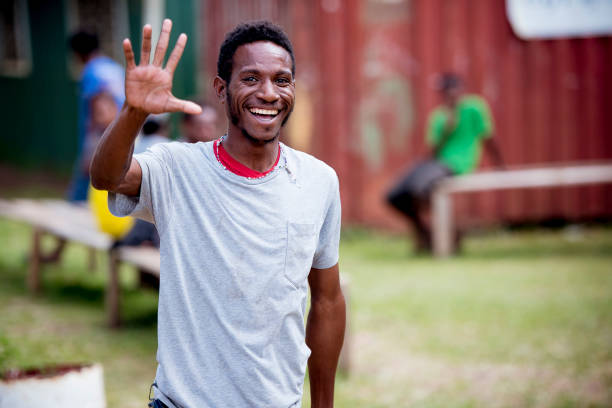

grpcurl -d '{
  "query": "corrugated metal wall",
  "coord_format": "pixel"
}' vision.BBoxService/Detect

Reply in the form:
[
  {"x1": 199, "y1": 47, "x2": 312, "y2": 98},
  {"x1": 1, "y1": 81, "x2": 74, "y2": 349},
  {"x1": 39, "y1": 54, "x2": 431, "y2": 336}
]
[{"x1": 200, "y1": 0, "x2": 612, "y2": 229}]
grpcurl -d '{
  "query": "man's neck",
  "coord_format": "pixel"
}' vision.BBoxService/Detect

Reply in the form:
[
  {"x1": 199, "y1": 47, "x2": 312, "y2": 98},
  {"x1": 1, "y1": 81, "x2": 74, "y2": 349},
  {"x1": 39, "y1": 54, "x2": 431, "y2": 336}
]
[{"x1": 222, "y1": 130, "x2": 280, "y2": 173}]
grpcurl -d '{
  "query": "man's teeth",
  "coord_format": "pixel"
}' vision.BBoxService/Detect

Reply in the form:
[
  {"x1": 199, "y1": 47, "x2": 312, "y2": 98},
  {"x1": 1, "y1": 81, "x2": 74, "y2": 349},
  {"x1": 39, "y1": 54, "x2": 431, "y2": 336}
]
[{"x1": 250, "y1": 108, "x2": 278, "y2": 116}]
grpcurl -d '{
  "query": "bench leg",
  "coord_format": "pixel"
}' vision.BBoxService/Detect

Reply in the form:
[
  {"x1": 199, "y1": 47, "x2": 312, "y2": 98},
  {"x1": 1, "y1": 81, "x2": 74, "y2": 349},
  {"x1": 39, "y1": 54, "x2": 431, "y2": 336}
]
[
  {"x1": 107, "y1": 250, "x2": 121, "y2": 328},
  {"x1": 28, "y1": 228, "x2": 43, "y2": 293},
  {"x1": 88, "y1": 248, "x2": 97, "y2": 272},
  {"x1": 432, "y1": 190, "x2": 453, "y2": 258}
]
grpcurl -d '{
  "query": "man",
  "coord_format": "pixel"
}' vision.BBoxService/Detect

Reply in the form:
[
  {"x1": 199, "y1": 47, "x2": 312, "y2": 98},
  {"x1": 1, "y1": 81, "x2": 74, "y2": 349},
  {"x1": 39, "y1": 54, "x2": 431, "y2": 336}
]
[
  {"x1": 180, "y1": 103, "x2": 219, "y2": 143},
  {"x1": 387, "y1": 73, "x2": 503, "y2": 253},
  {"x1": 68, "y1": 30, "x2": 124, "y2": 202},
  {"x1": 90, "y1": 19, "x2": 345, "y2": 408}
]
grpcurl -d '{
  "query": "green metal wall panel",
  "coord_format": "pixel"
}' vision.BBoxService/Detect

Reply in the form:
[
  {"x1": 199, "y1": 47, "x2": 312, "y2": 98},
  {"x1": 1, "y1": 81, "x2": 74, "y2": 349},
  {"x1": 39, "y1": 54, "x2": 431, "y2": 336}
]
[
  {"x1": 0, "y1": 0, "x2": 77, "y2": 171},
  {"x1": 166, "y1": 0, "x2": 199, "y2": 139},
  {"x1": 166, "y1": 0, "x2": 198, "y2": 100},
  {"x1": 0, "y1": 0, "x2": 198, "y2": 169}
]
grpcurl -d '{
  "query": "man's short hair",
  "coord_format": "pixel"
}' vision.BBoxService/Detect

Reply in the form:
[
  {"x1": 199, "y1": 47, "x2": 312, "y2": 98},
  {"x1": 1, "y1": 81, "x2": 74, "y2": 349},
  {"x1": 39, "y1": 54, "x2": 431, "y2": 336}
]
[
  {"x1": 217, "y1": 21, "x2": 295, "y2": 83},
  {"x1": 69, "y1": 30, "x2": 99, "y2": 56},
  {"x1": 436, "y1": 73, "x2": 463, "y2": 92},
  {"x1": 143, "y1": 113, "x2": 169, "y2": 135}
]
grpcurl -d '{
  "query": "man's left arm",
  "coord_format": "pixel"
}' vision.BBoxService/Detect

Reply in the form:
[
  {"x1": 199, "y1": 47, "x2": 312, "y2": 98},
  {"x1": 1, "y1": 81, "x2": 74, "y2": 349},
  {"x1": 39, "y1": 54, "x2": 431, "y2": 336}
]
[
  {"x1": 306, "y1": 263, "x2": 346, "y2": 408},
  {"x1": 476, "y1": 97, "x2": 505, "y2": 169}
]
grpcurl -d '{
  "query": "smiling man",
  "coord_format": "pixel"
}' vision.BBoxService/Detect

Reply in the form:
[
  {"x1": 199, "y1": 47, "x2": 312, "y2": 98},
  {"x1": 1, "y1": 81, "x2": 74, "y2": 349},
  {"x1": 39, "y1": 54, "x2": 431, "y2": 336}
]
[{"x1": 90, "y1": 20, "x2": 345, "y2": 408}]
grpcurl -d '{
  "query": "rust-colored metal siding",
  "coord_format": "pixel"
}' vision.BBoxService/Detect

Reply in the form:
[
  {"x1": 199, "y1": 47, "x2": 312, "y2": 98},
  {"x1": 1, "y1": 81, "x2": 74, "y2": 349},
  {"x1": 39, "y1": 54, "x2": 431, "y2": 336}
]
[{"x1": 199, "y1": 0, "x2": 612, "y2": 229}]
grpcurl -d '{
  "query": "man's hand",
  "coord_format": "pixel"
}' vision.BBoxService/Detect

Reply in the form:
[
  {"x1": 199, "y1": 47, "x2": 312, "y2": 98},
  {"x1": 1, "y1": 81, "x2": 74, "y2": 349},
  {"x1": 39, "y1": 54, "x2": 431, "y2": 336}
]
[
  {"x1": 122, "y1": 19, "x2": 201, "y2": 115},
  {"x1": 442, "y1": 106, "x2": 457, "y2": 135},
  {"x1": 90, "y1": 19, "x2": 201, "y2": 194},
  {"x1": 484, "y1": 137, "x2": 505, "y2": 170}
]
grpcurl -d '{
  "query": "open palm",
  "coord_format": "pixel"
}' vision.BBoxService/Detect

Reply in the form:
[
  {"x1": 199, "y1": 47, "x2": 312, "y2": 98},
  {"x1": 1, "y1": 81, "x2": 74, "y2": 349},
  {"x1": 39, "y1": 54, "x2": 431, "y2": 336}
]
[{"x1": 122, "y1": 19, "x2": 200, "y2": 115}]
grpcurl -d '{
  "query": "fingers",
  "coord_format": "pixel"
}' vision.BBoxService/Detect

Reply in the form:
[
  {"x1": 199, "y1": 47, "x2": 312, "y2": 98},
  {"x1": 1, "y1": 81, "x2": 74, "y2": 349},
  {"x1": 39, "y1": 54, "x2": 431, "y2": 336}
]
[
  {"x1": 166, "y1": 96, "x2": 203, "y2": 115},
  {"x1": 122, "y1": 39, "x2": 136, "y2": 69},
  {"x1": 165, "y1": 33, "x2": 187, "y2": 75},
  {"x1": 140, "y1": 24, "x2": 152, "y2": 65},
  {"x1": 152, "y1": 19, "x2": 172, "y2": 67}
]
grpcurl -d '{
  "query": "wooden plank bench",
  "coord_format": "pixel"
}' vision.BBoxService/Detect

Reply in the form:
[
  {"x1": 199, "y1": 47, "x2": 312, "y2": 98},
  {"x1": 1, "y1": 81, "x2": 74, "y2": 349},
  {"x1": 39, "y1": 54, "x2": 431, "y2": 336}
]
[
  {"x1": 431, "y1": 162, "x2": 612, "y2": 257},
  {"x1": 0, "y1": 199, "x2": 158, "y2": 327},
  {"x1": 0, "y1": 199, "x2": 112, "y2": 292}
]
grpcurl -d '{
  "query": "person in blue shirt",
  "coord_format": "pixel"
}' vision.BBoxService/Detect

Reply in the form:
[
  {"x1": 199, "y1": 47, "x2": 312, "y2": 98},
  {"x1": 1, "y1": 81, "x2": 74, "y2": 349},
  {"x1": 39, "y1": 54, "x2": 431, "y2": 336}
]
[
  {"x1": 67, "y1": 30, "x2": 125, "y2": 202},
  {"x1": 39, "y1": 31, "x2": 125, "y2": 265}
]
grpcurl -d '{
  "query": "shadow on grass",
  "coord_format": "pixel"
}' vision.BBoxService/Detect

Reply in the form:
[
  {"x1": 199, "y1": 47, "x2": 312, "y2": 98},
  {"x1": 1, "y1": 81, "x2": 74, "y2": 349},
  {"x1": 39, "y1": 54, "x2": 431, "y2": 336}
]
[
  {"x1": 341, "y1": 226, "x2": 612, "y2": 262},
  {"x1": 119, "y1": 308, "x2": 158, "y2": 328},
  {"x1": 0, "y1": 265, "x2": 159, "y2": 329},
  {"x1": 44, "y1": 281, "x2": 159, "y2": 328},
  {"x1": 461, "y1": 236, "x2": 612, "y2": 261},
  {"x1": 44, "y1": 282, "x2": 105, "y2": 305}
]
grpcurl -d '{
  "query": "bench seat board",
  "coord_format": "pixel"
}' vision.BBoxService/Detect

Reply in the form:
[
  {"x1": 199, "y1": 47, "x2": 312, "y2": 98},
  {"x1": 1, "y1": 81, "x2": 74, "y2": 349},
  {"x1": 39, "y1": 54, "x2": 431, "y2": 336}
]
[
  {"x1": 0, "y1": 199, "x2": 112, "y2": 250},
  {"x1": 432, "y1": 163, "x2": 612, "y2": 257}
]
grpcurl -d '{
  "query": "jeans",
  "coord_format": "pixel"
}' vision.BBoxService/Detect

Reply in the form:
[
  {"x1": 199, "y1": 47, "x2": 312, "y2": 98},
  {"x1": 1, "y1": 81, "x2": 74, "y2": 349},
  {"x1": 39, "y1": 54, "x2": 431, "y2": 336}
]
[{"x1": 148, "y1": 382, "x2": 169, "y2": 408}]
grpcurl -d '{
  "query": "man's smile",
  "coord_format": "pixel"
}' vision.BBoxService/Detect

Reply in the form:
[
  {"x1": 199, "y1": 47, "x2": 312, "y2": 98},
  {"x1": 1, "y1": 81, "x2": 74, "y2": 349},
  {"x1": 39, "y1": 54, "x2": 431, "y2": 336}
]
[
  {"x1": 247, "y1": 106, "x2": 281, "y2": 123},
  {"x1": 249, "y1": 107, "x2": 279, "y2": 116}
]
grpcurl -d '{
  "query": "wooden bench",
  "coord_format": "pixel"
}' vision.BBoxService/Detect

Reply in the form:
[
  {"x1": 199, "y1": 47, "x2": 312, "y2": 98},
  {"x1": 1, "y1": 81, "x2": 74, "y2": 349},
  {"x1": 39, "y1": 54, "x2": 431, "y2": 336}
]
[
  {"x1": 107, "y1": 245, "x2": 159, "y2": 328},
  {"x1": 0, "y1": 199, "x2": 112, "y2": 292},
  {"x1": 431, "y1": 162, "x2": 612, "y2": 257},
  {"x1": 0, "y1": 199, "x2": 152, "y2": 327}
]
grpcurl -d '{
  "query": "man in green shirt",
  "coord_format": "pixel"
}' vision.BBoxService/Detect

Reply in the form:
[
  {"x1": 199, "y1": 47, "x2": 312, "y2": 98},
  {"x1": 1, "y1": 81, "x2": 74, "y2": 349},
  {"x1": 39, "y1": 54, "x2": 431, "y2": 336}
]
[{"x1": 388, "y1": 73, "x2": 503, "y2": 253}]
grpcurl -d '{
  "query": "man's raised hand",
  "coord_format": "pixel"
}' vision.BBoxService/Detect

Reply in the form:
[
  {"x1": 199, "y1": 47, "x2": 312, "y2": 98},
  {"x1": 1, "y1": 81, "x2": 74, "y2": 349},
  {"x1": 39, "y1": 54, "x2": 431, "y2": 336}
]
[{"x1": 122, "y1": 19, "x2": 201, "y2": 115}]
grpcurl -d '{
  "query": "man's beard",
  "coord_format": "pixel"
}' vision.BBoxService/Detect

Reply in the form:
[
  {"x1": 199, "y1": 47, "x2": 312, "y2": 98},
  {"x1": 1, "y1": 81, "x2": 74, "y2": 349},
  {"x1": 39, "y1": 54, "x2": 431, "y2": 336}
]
[{"x1": 226, "y1": 89, "x2": 293, "y2": 145}]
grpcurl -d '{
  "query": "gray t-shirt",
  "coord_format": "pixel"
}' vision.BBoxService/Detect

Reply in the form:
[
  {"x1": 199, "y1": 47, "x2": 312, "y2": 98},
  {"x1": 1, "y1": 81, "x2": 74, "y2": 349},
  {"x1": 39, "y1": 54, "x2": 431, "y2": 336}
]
[{"x1": 109, "y1": 140, "x2": 341, "y2": 408}]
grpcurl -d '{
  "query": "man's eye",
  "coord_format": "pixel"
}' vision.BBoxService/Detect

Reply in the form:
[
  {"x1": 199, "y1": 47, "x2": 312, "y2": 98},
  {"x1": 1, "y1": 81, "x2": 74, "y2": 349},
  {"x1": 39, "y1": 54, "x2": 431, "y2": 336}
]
[
  {"x1": 276, "y1": 78, "x2": 291, "y2": 85},
  {"x1": 243, "y1": 76, "x2": 257, "y2": 83}
]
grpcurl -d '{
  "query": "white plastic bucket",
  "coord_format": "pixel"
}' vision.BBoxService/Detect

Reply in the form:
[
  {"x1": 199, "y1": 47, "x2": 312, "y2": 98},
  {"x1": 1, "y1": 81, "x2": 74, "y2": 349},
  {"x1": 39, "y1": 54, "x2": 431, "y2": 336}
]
[{"x1": 0, "y1": 363, "x2": 106, "y2": 408}]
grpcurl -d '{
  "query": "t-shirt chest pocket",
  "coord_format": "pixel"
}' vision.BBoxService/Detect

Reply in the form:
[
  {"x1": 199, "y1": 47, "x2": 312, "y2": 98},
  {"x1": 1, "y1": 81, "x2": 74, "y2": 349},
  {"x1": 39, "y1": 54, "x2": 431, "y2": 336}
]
[{"x1": 284, "y1": 222, "x2": 318, "y2": 288}]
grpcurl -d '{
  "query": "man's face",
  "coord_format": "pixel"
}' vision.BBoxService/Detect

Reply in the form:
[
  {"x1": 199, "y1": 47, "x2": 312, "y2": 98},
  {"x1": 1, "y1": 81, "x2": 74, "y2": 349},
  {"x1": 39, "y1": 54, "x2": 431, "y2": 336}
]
[
  {"x1": 224, "y1": 41, "x2": 295, "y2": 144},
  {"x1": 443, "y1": 85, "x2": 462, "y2": 108}
]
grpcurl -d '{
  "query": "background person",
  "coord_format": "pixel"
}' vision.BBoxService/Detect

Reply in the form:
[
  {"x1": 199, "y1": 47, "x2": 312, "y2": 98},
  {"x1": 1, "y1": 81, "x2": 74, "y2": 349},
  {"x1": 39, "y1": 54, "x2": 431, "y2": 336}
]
[
  {"x1": 180, "y1": 102, "x2": 219, "y2": 143},
  {"x1": 67, "y1": 30, "x2": 124, "y2": 202},
  {"x1": 387, "y1": 73, "x2": 503, "y2": 253},
  {"x1": 41, "y1": 32, "x2": 124, "y2": 263}
]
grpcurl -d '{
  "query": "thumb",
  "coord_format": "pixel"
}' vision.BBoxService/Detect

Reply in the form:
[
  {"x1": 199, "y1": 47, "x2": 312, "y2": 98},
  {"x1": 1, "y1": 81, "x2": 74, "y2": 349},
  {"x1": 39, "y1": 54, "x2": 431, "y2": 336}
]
[{"x1": 167, "y1": 97, "x2": 203, "y2": 115}]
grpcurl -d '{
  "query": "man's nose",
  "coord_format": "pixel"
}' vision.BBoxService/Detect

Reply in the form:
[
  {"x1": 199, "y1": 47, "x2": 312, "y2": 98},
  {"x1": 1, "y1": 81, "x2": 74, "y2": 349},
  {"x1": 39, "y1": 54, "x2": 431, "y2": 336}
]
[{"x1": 256, "y1": 79, "x2": 279, "y2": 103}]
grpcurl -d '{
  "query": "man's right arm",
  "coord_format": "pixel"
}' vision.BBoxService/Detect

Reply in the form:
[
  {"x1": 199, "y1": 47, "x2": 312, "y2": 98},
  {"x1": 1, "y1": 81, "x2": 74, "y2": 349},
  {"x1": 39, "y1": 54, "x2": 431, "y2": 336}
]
[
  {"x1": 90, "y1": 105, "x2": 147, "y2": 196},
  {"x1": 429, "y1": 107, "x2": 456, "y2": 158},
  {"x1": 89, "y1": 19, "x2": 201, "y2": 196}
]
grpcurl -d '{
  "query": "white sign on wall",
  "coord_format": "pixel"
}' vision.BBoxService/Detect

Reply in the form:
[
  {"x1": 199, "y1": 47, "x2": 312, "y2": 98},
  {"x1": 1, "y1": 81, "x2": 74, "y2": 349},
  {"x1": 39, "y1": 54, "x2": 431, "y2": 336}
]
[{"x1": 507, "y1": 0, "x2": 612, "y2": 39}]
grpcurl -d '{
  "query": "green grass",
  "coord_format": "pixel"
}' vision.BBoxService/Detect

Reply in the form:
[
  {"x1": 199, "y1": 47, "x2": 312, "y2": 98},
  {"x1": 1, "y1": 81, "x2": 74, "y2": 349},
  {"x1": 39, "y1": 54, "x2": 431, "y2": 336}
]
[{"x1": 1, "y1": 218, "x2": 611, "y2": 407}]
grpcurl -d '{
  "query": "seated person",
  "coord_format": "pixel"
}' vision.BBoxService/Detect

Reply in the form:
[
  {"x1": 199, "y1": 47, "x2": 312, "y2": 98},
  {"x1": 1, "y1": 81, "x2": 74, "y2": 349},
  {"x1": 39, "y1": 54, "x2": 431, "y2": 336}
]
[{"x1": 387, "y1": 73, "x2": 503, "y2": 253}]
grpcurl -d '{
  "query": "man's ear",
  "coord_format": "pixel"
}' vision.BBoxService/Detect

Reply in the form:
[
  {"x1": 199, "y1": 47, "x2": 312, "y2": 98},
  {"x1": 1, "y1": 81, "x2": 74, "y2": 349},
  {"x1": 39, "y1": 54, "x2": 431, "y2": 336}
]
[{"x1": 213, "y1": 76, "x2": 226, "y2": 104}]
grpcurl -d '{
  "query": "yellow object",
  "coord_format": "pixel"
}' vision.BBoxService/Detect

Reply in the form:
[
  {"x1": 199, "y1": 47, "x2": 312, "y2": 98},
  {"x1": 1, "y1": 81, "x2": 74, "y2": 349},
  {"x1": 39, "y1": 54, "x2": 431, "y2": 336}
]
[{"x1": 88, "y1": 185, "x2": 134, "y2": 239}]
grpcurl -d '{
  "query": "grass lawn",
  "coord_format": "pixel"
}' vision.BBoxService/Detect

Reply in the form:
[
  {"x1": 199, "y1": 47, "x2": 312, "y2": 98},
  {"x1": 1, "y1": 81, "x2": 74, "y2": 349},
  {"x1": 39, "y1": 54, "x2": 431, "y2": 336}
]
[{"x1": 1, "y1": 218, "x2": 611, "y2": 407}]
